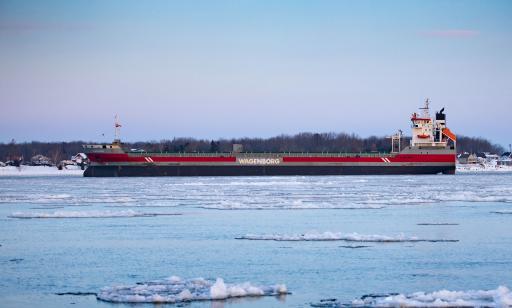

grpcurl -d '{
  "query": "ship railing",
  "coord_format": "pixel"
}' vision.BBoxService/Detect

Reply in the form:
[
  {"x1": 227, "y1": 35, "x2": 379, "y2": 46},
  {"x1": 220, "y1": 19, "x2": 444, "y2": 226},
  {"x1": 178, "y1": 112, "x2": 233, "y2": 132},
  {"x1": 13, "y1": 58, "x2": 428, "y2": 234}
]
[{"x1": 127, "y1": 151, "x2": 394, "y2": 158}]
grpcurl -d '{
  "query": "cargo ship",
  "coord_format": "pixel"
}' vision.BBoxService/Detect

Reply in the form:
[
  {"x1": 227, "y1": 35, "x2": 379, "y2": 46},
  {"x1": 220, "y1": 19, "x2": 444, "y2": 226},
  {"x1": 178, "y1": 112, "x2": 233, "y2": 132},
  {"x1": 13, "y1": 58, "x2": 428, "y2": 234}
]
[{"x1": 83, "y1": 101, "x2": 456, "y2": 177}]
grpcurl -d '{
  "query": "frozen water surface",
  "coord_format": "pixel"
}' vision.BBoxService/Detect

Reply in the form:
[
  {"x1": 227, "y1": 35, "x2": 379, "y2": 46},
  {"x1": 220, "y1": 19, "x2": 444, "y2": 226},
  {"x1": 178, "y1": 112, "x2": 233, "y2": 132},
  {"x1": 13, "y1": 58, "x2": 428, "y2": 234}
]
[{"x1": 0, "y1": 174, "x2": 511, "y2": 307}]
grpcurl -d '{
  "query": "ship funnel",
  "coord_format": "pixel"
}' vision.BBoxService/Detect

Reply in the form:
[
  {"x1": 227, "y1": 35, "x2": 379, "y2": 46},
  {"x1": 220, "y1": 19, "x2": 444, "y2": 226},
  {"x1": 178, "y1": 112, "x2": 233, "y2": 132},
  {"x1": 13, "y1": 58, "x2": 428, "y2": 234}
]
[{"x1": 435, "y1": 108, "x2": 446, "y2": 121}]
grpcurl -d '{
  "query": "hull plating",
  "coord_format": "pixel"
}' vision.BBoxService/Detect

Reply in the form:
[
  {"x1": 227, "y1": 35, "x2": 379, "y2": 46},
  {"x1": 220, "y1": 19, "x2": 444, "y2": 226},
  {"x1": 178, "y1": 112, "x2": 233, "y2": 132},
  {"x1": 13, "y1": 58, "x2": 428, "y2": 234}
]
[{"x1": 84, "y1": 165, "x2": 455, "y2": 177}]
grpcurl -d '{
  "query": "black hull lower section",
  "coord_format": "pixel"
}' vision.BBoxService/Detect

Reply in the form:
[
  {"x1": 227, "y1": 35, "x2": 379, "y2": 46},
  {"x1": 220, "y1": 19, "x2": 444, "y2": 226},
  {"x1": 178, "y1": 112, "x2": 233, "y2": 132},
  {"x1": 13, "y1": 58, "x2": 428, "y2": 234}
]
[{"x1": 84, "y1": 165, "x2": 455, "y2": 177}]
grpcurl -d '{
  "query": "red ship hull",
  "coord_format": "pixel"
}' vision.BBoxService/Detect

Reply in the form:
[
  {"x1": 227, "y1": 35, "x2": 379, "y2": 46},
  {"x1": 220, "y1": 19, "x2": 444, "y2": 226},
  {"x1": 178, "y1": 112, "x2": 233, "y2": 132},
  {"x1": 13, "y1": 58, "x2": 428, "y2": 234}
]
[{"x1": 83, "y1": 152, "x2": 456, "y2": 177}]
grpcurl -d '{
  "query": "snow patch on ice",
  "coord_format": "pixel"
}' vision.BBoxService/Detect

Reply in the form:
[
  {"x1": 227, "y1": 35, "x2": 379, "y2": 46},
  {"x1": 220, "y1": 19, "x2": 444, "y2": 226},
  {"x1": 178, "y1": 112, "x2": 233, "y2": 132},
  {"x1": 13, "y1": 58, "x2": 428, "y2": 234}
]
[
  {"x1": 236, "y1": 232, "x2": 457, "y2": 243},
  {"x1": 97, "y1": 276, "x2": 287, "y2": 303},
  {"x1": 8, "y1": 210, "x2": 181, "y2": 219}
]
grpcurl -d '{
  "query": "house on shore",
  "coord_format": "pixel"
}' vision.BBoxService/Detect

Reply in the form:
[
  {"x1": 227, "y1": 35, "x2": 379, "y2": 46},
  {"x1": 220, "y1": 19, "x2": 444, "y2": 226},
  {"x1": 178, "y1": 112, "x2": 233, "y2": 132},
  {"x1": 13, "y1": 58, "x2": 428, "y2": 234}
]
[
  {"x1": 30, "y1": 154, "x2": 53, "y2": 166},
  {"x1": 498, "y1": 152, "x2": 512, "y2": 166},
  {"x1": 457, "y1": 153, "x2": 478, "y2": 164},
  {"x1": 57, "y1": 153, "x2": 89, "y2": 170}
]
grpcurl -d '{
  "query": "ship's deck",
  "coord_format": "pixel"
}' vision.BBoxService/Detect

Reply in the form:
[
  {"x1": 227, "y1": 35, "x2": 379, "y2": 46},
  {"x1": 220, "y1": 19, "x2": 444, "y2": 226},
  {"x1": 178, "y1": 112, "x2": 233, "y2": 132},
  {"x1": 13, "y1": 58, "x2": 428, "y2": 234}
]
[{"x1": 126, "y1": 151, "x2": 395, "y2": 158}]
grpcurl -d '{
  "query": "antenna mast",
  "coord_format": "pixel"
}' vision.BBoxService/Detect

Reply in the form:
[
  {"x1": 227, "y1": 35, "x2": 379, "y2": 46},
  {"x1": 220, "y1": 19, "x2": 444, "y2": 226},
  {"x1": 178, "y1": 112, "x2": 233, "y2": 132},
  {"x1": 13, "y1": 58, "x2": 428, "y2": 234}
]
[
  {"x1": 114, "y1": 115, "x2": 122, "y2": 142},
  {"x1": 420, "y1": 98, "x2": 430, "y2": 119}
]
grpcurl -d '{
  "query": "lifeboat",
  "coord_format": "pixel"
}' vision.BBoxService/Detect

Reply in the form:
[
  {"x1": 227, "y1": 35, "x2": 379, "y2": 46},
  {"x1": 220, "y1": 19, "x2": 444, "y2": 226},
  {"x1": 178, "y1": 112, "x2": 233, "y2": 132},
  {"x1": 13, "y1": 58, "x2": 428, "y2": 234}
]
[{"x1": 417, "y1": 134, "x2": 430, "y2": 139}]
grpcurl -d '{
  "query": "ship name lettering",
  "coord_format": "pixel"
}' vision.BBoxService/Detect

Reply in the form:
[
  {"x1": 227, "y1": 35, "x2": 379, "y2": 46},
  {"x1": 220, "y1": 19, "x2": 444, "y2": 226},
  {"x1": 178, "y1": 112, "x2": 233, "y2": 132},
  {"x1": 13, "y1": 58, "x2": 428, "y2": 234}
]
[{"x1": 238, "y1": 158, "x2": 280, "y2": 165}]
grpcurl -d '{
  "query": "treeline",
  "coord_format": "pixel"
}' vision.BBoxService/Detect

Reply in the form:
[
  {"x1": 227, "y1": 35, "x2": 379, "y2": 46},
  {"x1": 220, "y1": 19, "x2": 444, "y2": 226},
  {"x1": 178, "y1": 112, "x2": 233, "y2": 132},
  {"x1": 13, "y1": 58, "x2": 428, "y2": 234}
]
[
  {"x1": 456, "y1": 136, "x2": 505, "y2": 155},
  {"x1": 0, "y1": 141, "x2": 85, "y2": 163},
  {"x1": 131, "y1": 133, "x2": 397, "y2": 154},
  {"x1": 126, "y1": 134, "x2": 506, "y2": 155},
  {"x1": 0, "y1": 133, "x2": 505, "y2": 163}
]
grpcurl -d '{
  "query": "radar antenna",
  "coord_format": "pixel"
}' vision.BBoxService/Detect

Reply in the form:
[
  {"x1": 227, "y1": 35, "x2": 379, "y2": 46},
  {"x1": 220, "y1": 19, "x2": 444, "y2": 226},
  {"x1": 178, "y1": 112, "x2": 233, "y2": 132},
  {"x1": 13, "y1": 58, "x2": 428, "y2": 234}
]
[{"x1": 420, "y1": 98, "x2": 430, "y2": 119}]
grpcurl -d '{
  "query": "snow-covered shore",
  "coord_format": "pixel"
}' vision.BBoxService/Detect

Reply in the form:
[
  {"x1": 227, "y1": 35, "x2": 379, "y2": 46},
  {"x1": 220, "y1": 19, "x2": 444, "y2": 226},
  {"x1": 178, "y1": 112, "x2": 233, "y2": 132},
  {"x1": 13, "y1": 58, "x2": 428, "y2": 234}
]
[
  {"x1": 0, "y1": 166, "x2": 84, "y2": 177},
  {"x1": 456, "y1": 163, "x2": 512, "y2": 173}
]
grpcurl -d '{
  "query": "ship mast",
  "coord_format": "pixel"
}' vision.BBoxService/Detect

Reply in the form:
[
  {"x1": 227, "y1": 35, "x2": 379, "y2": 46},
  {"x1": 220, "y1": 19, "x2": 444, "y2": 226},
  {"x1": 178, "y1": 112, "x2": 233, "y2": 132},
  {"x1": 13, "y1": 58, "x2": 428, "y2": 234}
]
[
  {"x1": 420, "y1": 98, "x2": 430, "y2": 119},
  {"x1": 114, "y1": 115, "x2": 122, "y2": 143},
  {"x1": 389, "y1": 130, "x2": 403, "y2": 153}
]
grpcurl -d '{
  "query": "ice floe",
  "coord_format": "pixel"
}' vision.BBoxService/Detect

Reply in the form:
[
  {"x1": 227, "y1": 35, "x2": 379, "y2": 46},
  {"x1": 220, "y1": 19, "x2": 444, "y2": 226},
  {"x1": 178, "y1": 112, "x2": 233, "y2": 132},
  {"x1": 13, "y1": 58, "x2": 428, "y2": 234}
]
[
  {"x1": 312, "y1": 285, "x2": 512, "y2": 307},
  {"x1": 8, "y1": 210, "x2": 181, "y2": 219},
  {"x1": 236, "y1": 232, "x2": 458, "y2": 242},
  {"x1": 97, "y1": 276, "x2": 288, "y2": 303}
]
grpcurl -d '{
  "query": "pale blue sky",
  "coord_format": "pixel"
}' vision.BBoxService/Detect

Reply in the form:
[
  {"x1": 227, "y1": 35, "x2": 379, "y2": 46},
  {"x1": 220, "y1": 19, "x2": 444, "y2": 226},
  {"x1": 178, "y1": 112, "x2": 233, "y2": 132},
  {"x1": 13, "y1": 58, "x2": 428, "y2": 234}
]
[{"x1": 0, "y1": 0, "x2": 511, "y2": 146}]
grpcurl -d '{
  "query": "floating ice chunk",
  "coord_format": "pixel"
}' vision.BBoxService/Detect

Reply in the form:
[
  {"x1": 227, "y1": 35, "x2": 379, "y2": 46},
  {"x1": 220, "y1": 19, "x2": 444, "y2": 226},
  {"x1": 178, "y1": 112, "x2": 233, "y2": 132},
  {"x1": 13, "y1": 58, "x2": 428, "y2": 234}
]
[
  {"x1": 166, "y1": 275, "x2": 182, "y2": 283},
  {"x1": 97, "y1": 277, "x2": 288, "y2": 303},
  {"x1": 236, "y1": 232, "x2": 458, "y2": 243},
  {"x1": 354, "y1": 286, "x2": 512, "y2": 307},
  {"x1": 8, "y1": 210, "x2": 181, "y2": 219},
  {"x1": 177, "y1": 289, "x2": 193, "y2": 301},
  {"x1": 210, "y1": 278, "x2": 266, "y2": 299},
  {"x1": 210, "y1": 278, "x2": 228, "y2": 299},
  {"x1": 312, "y1": 286, "x2": 512, "y2": 307},
  {"x1": 492, "y1": 210, "x2": 512, "y2": 215},
  {"x1": 275, "y1": 284, "x2": 287, "y2": 294},
  {"x1": 246, "y1": 285, "x2": 265, "y2": 296}
]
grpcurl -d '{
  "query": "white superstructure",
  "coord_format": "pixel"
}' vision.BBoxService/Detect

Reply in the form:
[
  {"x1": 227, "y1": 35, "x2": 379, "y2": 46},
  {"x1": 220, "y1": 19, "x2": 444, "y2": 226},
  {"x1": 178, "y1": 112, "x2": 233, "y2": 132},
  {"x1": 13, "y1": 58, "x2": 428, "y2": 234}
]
[{"x1": 410, "y1": 99, "x2": 456, "y2": 148}]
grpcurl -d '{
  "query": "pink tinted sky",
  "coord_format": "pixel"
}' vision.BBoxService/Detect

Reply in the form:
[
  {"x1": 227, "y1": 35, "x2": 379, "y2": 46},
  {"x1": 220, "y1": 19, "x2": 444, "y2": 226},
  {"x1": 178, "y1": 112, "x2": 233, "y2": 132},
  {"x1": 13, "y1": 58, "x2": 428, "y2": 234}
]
[{"x1": 0, "y1": 1, "x2": 511, "y2": 146}]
